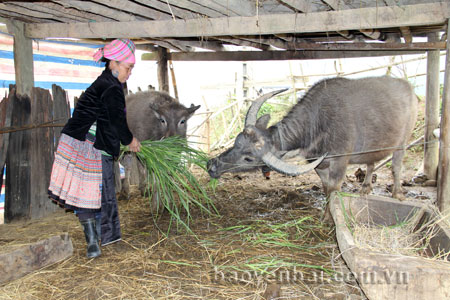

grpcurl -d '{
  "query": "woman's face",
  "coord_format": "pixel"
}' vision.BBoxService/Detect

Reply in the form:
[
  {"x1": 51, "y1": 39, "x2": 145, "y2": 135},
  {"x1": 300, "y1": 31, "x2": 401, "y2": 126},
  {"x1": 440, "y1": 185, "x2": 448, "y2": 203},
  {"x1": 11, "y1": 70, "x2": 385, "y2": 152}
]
[{"x1": 110, "y1": 61, "x2": 134, "y2": 83}]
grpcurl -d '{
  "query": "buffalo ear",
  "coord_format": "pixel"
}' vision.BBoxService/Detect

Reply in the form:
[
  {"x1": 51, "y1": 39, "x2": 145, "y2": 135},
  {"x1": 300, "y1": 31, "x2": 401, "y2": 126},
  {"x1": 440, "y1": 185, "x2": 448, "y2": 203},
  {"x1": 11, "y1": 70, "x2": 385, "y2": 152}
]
[
  {"x1": 187, "y1": 104, "x2": 201, "y2": 119},
  {"x1": 255, "y1": 114, "x2": 271, "y2": 129}
]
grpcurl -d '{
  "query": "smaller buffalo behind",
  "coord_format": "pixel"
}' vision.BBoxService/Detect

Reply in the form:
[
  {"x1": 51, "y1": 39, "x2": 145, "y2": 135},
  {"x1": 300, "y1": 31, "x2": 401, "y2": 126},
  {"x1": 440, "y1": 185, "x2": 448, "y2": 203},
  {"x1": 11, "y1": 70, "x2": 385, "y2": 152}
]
[
  {"x1": 118, "y1": 90, "x2": 200, "y2": 208},
  {"x1": 207, "y1": 76, "x2": 418, "y2": 220}
]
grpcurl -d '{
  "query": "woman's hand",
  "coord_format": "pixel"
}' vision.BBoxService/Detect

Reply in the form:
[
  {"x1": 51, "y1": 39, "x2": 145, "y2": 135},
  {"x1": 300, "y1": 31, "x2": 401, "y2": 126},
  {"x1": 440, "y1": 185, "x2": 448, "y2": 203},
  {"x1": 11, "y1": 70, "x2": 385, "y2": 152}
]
[{"x1": 128, "y1": 137, "x2": 141, "y2": 152}]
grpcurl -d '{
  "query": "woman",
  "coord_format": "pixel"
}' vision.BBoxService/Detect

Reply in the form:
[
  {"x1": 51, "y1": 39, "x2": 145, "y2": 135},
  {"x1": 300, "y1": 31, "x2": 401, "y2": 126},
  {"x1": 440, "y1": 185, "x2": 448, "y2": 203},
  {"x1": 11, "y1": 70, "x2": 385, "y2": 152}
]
[{"x1": 48, "y1": 39, "x2": 141, "y2": 258}]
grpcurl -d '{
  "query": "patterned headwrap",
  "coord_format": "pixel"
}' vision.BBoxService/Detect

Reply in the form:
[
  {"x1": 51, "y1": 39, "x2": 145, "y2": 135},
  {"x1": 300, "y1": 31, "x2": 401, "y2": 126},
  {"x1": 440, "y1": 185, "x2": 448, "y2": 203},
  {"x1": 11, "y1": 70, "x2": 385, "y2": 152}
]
[{"x1": 93, "y1": 39, "x2": 136, "y2": 64}]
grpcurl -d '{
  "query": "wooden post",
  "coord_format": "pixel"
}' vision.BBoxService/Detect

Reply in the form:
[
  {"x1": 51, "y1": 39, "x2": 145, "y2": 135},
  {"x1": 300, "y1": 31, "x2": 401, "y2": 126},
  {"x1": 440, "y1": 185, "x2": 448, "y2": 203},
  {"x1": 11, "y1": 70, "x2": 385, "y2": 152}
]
[
  {"x1": 437, "y1": 21, "x2": 450, "y2": 214},
  {"x1": 6, "y1": 20, "x2": 34, "y2": 96},
  {"x1": 169, "y1": 60, "x2": 179, "y2": 101},
  {"x1": 424, "y1": 32, "x2": 441, "y2": 181},
  {"x1": 157, "y1": 47, "x2": 169, "y2": 93}
]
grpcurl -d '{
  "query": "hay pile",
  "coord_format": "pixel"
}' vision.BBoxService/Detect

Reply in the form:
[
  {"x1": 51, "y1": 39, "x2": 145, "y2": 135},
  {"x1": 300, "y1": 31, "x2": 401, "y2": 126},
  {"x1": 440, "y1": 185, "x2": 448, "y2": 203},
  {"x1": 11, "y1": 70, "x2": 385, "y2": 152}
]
[
  {"x1": 0, "y1": 171, "x2": 366, "y2": 300},
  {"x1": 352, "y1": 209, "x2": 450, "y2": 260}
]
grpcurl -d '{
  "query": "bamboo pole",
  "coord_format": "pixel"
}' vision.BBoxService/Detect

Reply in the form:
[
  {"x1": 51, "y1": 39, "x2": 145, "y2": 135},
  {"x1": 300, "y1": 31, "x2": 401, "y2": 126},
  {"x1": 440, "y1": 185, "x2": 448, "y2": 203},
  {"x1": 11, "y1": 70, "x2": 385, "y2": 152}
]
[
  {"x1": 424, "y1": 32, "x2": 441, "y2": 181},
  {"x1": 437, "y1": 20, "x2": 450, "y2": 214},
  {"x1": 169, "y1": 58, "x2": 179, "y2": 101}
]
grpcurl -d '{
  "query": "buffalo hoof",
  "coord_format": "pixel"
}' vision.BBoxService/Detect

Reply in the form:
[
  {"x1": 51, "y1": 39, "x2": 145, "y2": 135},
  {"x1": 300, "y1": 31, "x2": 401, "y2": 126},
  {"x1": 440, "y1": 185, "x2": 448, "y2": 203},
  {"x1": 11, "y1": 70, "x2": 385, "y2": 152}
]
[
  {"x1": 320, "y1": 203, "x2": 334, "y2": 225},
  {"x1": 393, "y1": 192, "x2": 406, "y2": 201},
  {"x1": 117, "y1": 192, "x2": 130, "y2": 201},
  {"x1": 360, "y1": 184, "x2": 372, "y2": 195}
]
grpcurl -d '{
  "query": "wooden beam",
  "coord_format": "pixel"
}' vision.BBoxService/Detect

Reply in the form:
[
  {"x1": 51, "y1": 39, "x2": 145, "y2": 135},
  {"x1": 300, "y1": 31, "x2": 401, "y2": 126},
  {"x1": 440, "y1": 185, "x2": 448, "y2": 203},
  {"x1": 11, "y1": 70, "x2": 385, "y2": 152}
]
[
  {"x1": 142, "y1": 49, "x2": 426, "y2": 61},
  {"x1": 52, "y1": 0, "x2": 140, "y2": 22},
  {"x1": 238, "y1": 36, "x2": 289, "y2": 49},
  {"x1": 90, "y1": 0, "x2": 171, "y2": 21},
  {"x1": 160, "y1": 0, "x2": 224, "y2": 18},
  {"x1": 284, "y1": 42, "x2": 446, "y2": 51},
  {"x1": 24, "y1": 3, "x2": 450, "y2": 39},
  {"x1": 145, "y1": 38, "x2": 192, "y2": 52},
  {"x1": 437, "y1": 20, "x2": 450, "y2": 214},
  {"x1": 424, "y1": 32, "x2": 441, "y2": 182},
  {"x1": 217, "y1": 37, "x2": 271, "y2": 51},
  {"x1": 157, "y1": 47, "x2": 169, "y2": 92},
  {"x1": 0, "y1": 3, "x2": 76, "y2": 22},
  {"x1": 0, "y1": 233, "x2": 73, "y2": 285},
  {"x1": 36, "y1": 2, "x2": 116, "y2": 22},
  {"x1": 6, "y1": 20, "x2": 34, "y2": 96},
  {"x1": 323, "y1": 0, "x2": 384, "y2": 41},
  {"x1": 133, "y1": 0, "x2": 196, "y2": 19},
  {"x1": 400, "y1": 26, "x2": 413, "y2": 43},
  {"x1": 278, "y1": 0, "x2": 310, "y2": 12},
  {"x1": 189, "y1": 0, "x2": 255, "y2": 17},
  {"x1": 9, "y1": 2, "x2": 92, "y2": 23}
]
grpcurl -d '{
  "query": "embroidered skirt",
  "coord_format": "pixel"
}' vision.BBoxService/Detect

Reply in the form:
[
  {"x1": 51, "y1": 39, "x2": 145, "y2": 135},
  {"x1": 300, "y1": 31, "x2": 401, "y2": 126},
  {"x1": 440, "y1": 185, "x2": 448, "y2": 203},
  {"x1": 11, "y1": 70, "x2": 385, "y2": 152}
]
[{"x1": 48, "y1": 133, "x2": 102, "y2": 210}]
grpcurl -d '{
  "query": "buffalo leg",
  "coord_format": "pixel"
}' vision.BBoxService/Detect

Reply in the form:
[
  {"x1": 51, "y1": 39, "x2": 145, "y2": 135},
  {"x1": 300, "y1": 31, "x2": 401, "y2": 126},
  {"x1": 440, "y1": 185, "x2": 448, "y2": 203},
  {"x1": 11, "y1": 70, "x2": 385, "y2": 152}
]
[
  {"x1": 324, "y1": 158, "x2": 348, "y2": 194},
  {"x1": 137, "y1": 161, "x2": 148, "y2": 197},
  {"x1": 119, "y1": 154, "x2": 133, "y2": 200},
  {"x1": 316, "y1": 159, "x2": 348, "y2": 222},
  {"x1": 361, "y1": 163, "x2": 375, "y2": 194},
  {"x1": 315, "y1": 167, "x2": 329, "y2": 195},
  {"x1": 391, "y1": 149, "x2": 405, "y2": 200}
]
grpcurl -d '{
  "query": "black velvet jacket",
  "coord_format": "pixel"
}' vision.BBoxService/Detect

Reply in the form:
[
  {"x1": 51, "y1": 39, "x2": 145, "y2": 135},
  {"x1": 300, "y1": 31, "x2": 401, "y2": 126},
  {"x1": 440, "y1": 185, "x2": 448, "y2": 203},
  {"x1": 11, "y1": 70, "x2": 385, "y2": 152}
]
[{"x1": 61, "y1": 68, "x2": 133, "y2": 157}]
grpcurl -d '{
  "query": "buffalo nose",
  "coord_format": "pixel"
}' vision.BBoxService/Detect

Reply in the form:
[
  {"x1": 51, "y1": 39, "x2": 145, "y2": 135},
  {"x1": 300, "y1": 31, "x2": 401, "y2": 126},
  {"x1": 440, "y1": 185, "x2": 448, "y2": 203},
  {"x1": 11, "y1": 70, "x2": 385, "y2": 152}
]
[
  {"x1": 207, "y1": 159, "x2": 215, "y2": 172},
  {"x1": 207, "y1": 159, "x2": 218, "y2": 176}
]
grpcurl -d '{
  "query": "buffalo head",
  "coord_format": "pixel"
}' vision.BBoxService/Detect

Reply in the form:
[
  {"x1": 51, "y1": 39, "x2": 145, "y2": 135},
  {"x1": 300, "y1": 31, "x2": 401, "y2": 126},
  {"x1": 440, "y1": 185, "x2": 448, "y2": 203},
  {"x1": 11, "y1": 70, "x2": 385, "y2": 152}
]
[
  {"x1": 149, "y1": 101, "x2": 200, "y2": 138},
  {"x1": 207, "y1": 89, "x2": 324, "y2": 179}
]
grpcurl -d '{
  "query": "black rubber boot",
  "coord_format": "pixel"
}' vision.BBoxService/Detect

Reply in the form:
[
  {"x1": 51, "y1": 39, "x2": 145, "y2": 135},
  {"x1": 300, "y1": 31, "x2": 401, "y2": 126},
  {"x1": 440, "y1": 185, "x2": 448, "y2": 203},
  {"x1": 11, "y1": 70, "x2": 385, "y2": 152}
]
[{"x1": 80, "y1": 218, "x2": 101, "y2": 258}]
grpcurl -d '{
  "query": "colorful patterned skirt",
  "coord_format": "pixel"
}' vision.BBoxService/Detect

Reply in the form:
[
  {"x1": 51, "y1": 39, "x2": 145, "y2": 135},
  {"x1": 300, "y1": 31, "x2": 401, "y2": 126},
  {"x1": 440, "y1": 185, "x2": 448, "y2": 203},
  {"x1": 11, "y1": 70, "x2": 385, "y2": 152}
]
[{"x1": 48, "y1": 133, "x2": 102, "y2": 211}]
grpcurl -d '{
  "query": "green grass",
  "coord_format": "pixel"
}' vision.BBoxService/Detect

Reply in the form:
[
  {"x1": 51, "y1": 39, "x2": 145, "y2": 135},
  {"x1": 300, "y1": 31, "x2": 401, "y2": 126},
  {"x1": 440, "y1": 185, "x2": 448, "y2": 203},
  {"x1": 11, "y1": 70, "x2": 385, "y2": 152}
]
[{"x1": 121, "y1": 136, "x2": 217, "y2": 235}]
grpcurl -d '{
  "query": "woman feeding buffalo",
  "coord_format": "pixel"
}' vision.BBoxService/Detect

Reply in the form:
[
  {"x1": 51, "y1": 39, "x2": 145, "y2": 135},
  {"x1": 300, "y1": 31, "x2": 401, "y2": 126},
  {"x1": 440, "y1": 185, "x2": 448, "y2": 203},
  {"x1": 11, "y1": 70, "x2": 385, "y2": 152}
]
[{"x1": 48, "y1": 39, "x2": 141, "y2": 258}]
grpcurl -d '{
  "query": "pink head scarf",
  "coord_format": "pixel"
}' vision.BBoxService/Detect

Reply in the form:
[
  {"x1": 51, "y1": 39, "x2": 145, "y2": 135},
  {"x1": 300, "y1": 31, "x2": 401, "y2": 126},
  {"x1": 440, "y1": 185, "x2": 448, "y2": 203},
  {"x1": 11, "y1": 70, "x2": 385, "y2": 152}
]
[{"x1": 93, "y1": 39, "x2": 136, "y2": 64}]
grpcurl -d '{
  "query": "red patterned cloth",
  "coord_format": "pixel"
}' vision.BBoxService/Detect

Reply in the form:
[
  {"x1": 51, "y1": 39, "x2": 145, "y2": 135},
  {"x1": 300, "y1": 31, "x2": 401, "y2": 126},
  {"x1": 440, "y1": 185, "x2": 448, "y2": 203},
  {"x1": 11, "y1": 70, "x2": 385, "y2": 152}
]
[
  {"x1": 93, "y1": 39, "x2": 135, "y2": 64},
  {"x1": 49, "y1": 133, "x2": 102, "y2": 209}
]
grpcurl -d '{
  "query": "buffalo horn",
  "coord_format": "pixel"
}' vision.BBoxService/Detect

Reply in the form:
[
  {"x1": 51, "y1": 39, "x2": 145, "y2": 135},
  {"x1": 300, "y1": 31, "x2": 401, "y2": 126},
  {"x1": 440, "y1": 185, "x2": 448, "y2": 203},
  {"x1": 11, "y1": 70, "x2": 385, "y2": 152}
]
[
  {"x1": 261, "y1": 152, "x2": 326, "y2": 176},
  {"x1": 244, "y1": 88, "x2": 288, "y2": 127}
]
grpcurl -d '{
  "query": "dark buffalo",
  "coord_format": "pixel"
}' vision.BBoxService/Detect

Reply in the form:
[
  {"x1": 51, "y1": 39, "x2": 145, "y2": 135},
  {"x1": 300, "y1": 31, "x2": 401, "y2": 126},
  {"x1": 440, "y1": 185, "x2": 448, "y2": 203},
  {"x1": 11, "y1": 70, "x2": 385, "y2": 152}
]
[
  {"x1": 207, "y1": 76, "x2": 418, "y2": 218},
  {"x1": 120, "y1": 90, "x2": 200, "y2": 201}
]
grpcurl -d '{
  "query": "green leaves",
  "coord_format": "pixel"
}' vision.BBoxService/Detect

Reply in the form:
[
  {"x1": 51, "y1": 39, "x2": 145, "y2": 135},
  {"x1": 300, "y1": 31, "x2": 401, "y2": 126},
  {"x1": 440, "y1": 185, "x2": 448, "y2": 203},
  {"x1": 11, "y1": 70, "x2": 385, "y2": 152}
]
[{"x1": 121, "y1": 136, "x2": 217, "y2": 235}]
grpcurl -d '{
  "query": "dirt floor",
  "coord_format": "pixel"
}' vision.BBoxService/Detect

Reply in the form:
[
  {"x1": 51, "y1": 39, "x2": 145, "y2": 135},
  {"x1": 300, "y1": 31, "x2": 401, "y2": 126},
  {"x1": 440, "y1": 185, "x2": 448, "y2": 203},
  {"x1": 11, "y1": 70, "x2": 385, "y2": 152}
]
[{"x1": 0, "y1": 145, "x2": 438, "y2": 300}]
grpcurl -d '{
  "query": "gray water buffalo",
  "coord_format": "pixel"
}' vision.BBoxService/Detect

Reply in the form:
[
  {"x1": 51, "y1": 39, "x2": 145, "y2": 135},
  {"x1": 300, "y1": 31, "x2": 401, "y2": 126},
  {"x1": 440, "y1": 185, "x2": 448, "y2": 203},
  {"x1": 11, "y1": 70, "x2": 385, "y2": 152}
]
[
  {"x1": 207, "y1": 76, "x2": 418, "y2": 218},
  {"x1": 120, "y1": 90, "x2": 200, "y2": 201}
]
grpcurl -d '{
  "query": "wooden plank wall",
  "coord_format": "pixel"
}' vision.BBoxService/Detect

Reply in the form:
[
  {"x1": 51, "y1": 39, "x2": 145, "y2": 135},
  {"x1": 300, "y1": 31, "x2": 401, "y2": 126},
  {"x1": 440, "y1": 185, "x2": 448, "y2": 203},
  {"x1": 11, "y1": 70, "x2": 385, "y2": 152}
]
[
  {"x1": 5, "y1": 90, "x2": 31, "y2": 221},
  {"x1": 51, "y1": 84, "x2": 70, "y2": 145},
  {"x1": 30, "y1": 87, "x2": 54, "y2": 219},
  {"x1": 0, "y1": 92, "x2": 13, "y2": 182},
  {"x1": 3, "y1": 86, "x2": 70, "y2": 222}
]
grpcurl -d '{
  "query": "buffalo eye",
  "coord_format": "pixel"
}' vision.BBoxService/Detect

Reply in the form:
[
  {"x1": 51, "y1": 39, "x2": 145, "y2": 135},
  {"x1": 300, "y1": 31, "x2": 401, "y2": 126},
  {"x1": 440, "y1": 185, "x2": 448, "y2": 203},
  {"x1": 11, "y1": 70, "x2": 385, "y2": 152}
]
[
  {"x1": 159, "y1": 118, "x2": 166, "y2": 124},
  {"x1": 244, "y1": 157, "x2": 254, "y2": 162},
  {"x1": 180, "y1": 119, "x2": 186, "y2": 125}
]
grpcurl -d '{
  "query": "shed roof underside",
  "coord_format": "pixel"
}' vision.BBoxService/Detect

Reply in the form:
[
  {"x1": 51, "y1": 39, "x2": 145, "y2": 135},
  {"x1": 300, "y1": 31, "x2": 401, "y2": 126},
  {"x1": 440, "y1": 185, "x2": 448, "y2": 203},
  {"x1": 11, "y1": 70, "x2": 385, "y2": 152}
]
[{"x1": 0, "y1": 0, "x2": 449, "y2": 59}]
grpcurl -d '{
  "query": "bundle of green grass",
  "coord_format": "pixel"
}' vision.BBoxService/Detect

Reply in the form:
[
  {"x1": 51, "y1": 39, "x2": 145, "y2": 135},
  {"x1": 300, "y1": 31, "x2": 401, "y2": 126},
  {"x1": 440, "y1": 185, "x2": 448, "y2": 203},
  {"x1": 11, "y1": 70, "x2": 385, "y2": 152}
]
[{"x1": 121, "y1": 136, "x2": 216, "y2": 234}]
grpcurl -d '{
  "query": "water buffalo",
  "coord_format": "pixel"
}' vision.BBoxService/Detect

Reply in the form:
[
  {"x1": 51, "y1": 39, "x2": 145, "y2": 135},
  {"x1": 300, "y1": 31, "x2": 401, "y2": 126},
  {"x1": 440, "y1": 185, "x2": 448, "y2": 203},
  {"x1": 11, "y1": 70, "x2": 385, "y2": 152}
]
[
  {"x1": 207, "y1": 76, "x2": 418, "y2": 219},
  {"x1": 120, "y1": 90, "x2": 200, "y2": 201}
]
